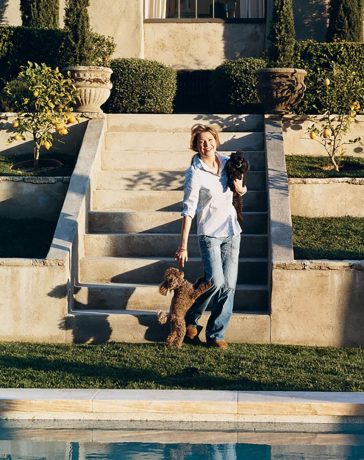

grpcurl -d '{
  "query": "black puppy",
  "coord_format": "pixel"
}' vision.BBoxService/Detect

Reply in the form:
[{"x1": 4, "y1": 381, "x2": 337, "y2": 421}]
[{"x1": 226, "y1": 150, "x2": 250, "y2": 223}]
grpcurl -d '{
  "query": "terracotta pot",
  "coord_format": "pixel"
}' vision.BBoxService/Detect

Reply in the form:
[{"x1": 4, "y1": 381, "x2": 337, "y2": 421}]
[
  {"x1": 66, "y1": 66, "x2": 113, "y2": 113},
  {"x1": 256, "y1": 68, "x2": 307, "y2": 114}
]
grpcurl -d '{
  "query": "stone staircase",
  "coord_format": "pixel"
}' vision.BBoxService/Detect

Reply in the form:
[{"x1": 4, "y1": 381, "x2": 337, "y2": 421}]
[{"x1": 73, "y1": 114, "x2": 270, "y2": 340}]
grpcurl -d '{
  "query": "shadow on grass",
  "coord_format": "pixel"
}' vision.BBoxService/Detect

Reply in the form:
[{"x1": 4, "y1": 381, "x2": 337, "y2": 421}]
[
  {"x1": 0, "y1": 351, "x2": 317, "y2": 391},
  {"x1": 294, "y1": 247, "x2": 364, "y2": 260}
]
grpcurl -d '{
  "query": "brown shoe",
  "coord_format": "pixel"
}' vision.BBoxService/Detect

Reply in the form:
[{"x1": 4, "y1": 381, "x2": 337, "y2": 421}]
[
  {"x1": 207, "y1": 339, "x2": 228, "y2": 349},
  {"x1": 185, "y1": 325, "x2": 203, "y2": 343}
]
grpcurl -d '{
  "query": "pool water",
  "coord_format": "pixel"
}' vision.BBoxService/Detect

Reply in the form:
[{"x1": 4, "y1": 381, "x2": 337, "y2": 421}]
[{"x1": 0, "y1": 424, "x2": 363, "y2": 459}]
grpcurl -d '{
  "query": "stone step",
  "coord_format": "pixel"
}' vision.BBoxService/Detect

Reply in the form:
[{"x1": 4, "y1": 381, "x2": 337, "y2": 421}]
[
  {"x1": 102, "y1": 149, "x2": 266, "y2": 171},
  {"x1": 74, "y1": 283, "x2": 269, "y2": 313},
  {"x1": 65, "y1": 310, "x2": 271, "y2": 344},
  {"x1": 95, "y1": 170, "x2": 266, "y2": 191},
  {"x1": 79, "y1": 257, "x2": 268, "y2": 285},
  {"x1": 106, "y1": 114, "x2": 264, "y2": 132},
  {"x1": 105, "y1": 131, "x2": 264, "y2": 152},
  {"x1": 88, "y1": 211, "x2": 268, "y2": 234},
  {"x1": 84, "y1": 233, "x2": 268, "y2": 258},
  {"x1": 92, "y1": 190, "x2": 267, "y2": 212}
]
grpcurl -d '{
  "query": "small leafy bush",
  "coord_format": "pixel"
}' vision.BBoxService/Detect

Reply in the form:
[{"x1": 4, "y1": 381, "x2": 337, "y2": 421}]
[
  {"x1": 295, "y1": 40, "x2": 364, "y2": 114},
  {"x1": 268, "y1": 0, "x2": 296, "y2": 67},
  {"x1": 20, "y1": 0, "x2": 59, "y2": 28},
  {"x1": 307, "y1": 70, "x2": 362, "y2": 172},
  {"x1": 105, "y1": 59, "x2": 177, "y2": 113},
  {"x1": 5, "y1": 62, "x2": 78, "y2": 168},
  {"x1": 211, "y1": 58, "x2": 267, "y2": 113},
  {"x1": 327, "y1": 0, "x2": 362, "y2": 42},
  {"x1": 62, "y1": 0, "x2": 115, "y2": 67}
]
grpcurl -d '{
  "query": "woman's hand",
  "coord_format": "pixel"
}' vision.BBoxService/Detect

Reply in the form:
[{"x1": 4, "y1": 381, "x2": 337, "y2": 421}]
[
  {"x1": 233, "y1": 178, "x2": 247, "y2": 196},
  {"x1": 174, "y1": 246, "x2": 188, "y2": 267}
]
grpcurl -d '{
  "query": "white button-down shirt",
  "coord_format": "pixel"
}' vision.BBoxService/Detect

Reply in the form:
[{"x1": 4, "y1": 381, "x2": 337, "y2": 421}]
[{"x1": 181, "y1": 153, "x2": 244, "y2": 237}]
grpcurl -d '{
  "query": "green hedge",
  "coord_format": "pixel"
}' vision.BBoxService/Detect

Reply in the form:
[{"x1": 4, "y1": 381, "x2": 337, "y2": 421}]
[
  {"x1": 0, "y1": 26, "x2": 66, "y2": 89},
  {"x1": 295, "y1": 41, "x2": 364, "y2": 114},
  {"x1": 105, "y1": 58, "x2": 177, "y2": 113},
  {"x1": 211, "y1": 58, "x2": 267, "y2": 113}
]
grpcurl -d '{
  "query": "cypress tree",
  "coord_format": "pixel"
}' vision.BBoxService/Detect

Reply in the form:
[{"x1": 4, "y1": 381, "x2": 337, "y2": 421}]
[
  {"x1": 327, "y1": 0, "x2": 362, "y2": 42},
  {"x1": 20, "y1": 0, "x2": 59, "y2": 28},
  {"x1": 63, "y1": 0, "x2": 93, "y2": 66},
  {"x1": 268, "y1": 0, "x2": 296, "y2": 67}
]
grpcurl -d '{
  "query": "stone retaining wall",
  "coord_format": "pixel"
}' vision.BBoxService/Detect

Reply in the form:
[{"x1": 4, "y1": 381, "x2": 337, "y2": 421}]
[
  {"x1": 271, "y1": 261, "x2": 364, "y2": 347},
  {"x1": 289, "y1": 178, "x2": 364, "y2": 217},
  {"x1": 0, "y1": 119, "x2": 105, "y2": 343},
  {"x1": 266, "y1": 115, "x2": 364, "y2": 347},
  {"x1": 0, "y1": 177, "x2": 69, "y2": 221}
]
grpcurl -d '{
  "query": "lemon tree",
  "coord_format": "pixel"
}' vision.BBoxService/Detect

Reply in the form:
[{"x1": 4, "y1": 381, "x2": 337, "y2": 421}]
[
  {"x1": 5, "y1": 62, "x2": 78, "y2": 168},
  {"x1": 307, "y1": 67, "x2": 362, "y2": 172}
]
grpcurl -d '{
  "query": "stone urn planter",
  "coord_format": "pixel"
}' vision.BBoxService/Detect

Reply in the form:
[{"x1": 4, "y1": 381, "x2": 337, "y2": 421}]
[
  {"x1": 66, "y1": 66, "x2": 113, "y2": 113},
  {"x1": 256, "y1": 68, "x2": 307, "y2": 114}
]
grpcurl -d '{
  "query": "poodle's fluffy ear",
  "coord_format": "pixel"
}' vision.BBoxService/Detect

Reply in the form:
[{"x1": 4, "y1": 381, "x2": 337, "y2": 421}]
[{"x1": 159, "y1": 283, "x2": 168, "y2": 296}]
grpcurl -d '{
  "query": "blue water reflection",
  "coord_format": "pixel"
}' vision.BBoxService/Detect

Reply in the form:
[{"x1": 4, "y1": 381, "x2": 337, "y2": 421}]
[{"x1": 0, "y1": 427, "x2": 364, "y2": 459}]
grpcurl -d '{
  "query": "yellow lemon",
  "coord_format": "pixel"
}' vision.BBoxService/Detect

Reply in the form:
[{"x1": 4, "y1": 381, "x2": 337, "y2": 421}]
[
  {"x1": 33, "y1": 90, "x2": 39, "y2": 97},
  {"x1": 67, "y1": 115, "x2": 77, "y2": 124},
  {"x1": 14, "y1": 133, "x2": 22, "y2": 141},
  {"x1": 323, "y1": 128, "x2": 331, "y2": 138},
  {"x1": 58, "y1": 128, "x2": 68, "y2": 136},
  {"x1": 42, "y1": 140, "x2": 52, "y2": 150},
  {"x1": 12, "y1": 120, "x2": 19, "y2": 128},
  {"x1": 324, "y1": 78, "x2": 330, "y2": 87},
  {"x1": 310, "y1": 132, "x2": 317, "y2": 140}
]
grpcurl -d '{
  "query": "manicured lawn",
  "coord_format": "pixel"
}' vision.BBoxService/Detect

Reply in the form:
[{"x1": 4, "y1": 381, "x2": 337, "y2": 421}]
[
  {"x1": 0, "y1": 218, "x2": 56, "y2": 258},
  {"x1": 286, "y1": 155, "x2": 364, "y2": 178},
  {"x1": 0, "y1": 342, "x2": 362, "y2": 391},
  {"x1": 292, "y1": 216, "x2": 364, "y2": 260},
  {"x1": 0, "y1": 153, "x2": 76, "y2": 176}
]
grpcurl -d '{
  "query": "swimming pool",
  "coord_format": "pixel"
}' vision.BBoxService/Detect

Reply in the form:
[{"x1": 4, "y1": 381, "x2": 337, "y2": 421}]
[{"x1": 0, "y1": 422, "x2": 363, "y2": 459}]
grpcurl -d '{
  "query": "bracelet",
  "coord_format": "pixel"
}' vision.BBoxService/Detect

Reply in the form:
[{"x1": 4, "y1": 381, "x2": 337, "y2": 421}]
[{"x1": 178, "y1": 247, "x2": 187, "y2": 251}]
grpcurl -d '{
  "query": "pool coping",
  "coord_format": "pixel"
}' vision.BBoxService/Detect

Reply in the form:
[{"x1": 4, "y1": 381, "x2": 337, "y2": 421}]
[{"x1": 0, "y1": 389, "x2": 363, "y2": 423}]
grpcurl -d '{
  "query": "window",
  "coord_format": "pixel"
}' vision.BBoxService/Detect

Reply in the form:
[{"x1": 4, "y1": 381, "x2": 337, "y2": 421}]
[{"x1": 144, "y1": 0, "x2": 265, "y2": 19}]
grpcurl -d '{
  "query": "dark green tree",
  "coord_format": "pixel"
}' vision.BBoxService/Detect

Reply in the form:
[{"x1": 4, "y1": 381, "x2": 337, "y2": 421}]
[
  {"x1": 20, "y1": 0, "x2": 59, "y2": 28},
  {"x1": 268, "y1": 0, "x2": 296, "y2": 67},
  {"x1": 327, "y1": 0, "x2": 362, "y2": 42},
  {"x1": 63, "y1": 0, "x2": 93, "y2": 65}
]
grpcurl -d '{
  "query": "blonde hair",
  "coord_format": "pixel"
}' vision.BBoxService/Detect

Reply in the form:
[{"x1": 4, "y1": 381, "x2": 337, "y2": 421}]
[{"x1": 190, "y1": 124, "x2": 221, "y2": 152}]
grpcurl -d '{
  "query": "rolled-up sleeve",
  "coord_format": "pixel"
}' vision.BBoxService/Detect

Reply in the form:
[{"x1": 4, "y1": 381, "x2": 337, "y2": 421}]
[{"x1": 181, "y1": 167, "x2": 200, "y2": 219}]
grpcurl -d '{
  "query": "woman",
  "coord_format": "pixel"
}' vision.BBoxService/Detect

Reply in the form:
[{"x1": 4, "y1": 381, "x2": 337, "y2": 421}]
[{"x1": 174, "y1": 124, "x2": 247, "y2": 349}]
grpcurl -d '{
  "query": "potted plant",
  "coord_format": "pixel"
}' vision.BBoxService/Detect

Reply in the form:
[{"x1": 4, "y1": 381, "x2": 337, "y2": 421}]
[
  {"x1": 256, "y1": 0, "x2": 307, "y2": 113},
  {"x1": 62, "y1": 0, "x2": 116, "y2": 113},
  {"x1": 5, "y1": 62, "x2": 78, "y2": 170}
]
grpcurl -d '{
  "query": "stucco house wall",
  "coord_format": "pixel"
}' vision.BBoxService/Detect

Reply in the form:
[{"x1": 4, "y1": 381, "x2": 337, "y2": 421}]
[{"x1": 2, "y1": 1, "x2": 359, "y2": 71}]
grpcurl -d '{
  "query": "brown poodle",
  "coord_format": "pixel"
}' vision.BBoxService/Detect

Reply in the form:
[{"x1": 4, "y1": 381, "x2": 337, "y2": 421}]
[{"x1": 157, "y1": 267, "x2": 211, "y2": 348}]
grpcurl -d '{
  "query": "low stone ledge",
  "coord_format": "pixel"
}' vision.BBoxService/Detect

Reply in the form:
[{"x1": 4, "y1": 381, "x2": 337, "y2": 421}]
[
  {"x1": 289, "y1": 178, "x2": 364, "y2": 185},
  {"x1": 0, "y1": 389, "x2": 363, "y2": 421},
  {"x1": 273, "y1": 260, "x2": 364, "y2": 270},
  {"x1": 0, "y1": 176, "x2": 70, "y2": 184},
  {"x1": 0, "y1": 258, "x2": 66, "y2": 267}
]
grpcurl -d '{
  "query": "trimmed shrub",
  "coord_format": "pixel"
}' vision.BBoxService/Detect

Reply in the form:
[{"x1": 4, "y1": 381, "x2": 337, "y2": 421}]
[
  {"x1": 268, "y1": 0, "x2": 296, "y2": 66},
  {"x1": 0, "y1": 26, "x2": 66, "y2": 90},
  {"x1": 327, "y1": 0, "x2": 362, "y2": 42},
  {"x1": 211, "y1": 58, "x2": 267, "y2": 113},
  {"x1": 295, "y1": 41, "x2": 364, "y2": 114},
  {"x1": 63, "y1": 0, "x2": 94, "y2": 66},
  {"x1": 105, "y1": 59, "x2": 177, "y2": 113},
  {"x1": 20, "y1": 0, "x2": 59, "y2": 28}
]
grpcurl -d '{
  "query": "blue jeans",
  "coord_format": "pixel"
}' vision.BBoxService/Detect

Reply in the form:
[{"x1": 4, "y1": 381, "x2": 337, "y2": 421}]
[{"x1": 185, "y1": 234, "x2": 240, "y2": 341}]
